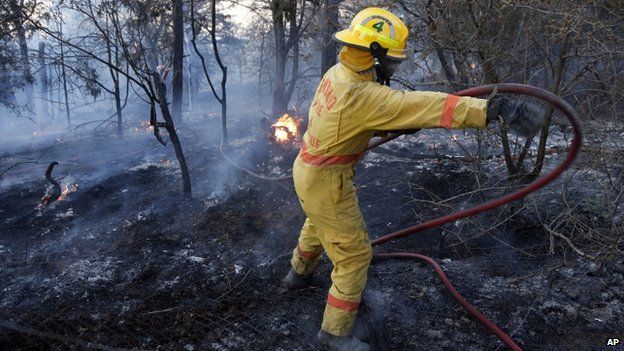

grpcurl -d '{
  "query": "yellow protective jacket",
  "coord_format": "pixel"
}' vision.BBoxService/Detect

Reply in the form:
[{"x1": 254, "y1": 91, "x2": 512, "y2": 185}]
[
  {"x1": 300, "y1": 63, "x2": 487, "y2": 165},
  {"x1": 290, "y1": 62, "x2": 488, "y2": 336}
]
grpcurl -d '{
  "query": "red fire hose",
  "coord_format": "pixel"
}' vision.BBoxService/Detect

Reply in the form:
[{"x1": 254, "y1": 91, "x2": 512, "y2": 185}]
[{"x1": 370, "y1": 83, "x2": 582, "y2": 351}]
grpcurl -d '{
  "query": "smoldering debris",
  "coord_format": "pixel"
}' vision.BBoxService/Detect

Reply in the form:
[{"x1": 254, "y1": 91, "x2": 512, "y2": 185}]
[
  {"x1": 1, "y1": 128, "x2": 622, "y2": 350},
  {"x1": 38, "y1": 161, "x2": 62, "y2": 209}
]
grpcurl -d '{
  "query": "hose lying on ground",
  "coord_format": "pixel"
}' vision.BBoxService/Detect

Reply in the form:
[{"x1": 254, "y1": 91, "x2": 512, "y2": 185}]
[
  {"x1": 370, "y1": 83, "x2": 582, "y2": 351},
  {"x1": 224, "y1": 83, "x2": 581, "y2": 350}
]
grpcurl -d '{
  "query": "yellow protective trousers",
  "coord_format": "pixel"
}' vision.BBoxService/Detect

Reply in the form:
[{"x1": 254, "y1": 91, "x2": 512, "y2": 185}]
[
  {"x1": 289, "y1": 61, "x2": 488, "y2": 337},
  {"x1": 291, "y1": 157, "x2": 372, "y2": 336}
]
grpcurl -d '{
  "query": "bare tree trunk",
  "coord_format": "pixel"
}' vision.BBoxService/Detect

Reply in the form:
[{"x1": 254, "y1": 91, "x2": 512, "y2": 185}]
[
  {"x1": 55, "y1": 63, "x2": 62, "y2": 117},
  {"x1": 190, "y1": 0, "x2": 228, "y2": 147},
  {"x1": 320, "y1": 0, "x2": 339, "y2": 75},
  {"x1": 478, "y1": 50, "x2": 518, "y2": 176},
  {"x1": 452, "y1": 51, "x2": 470, "y2": 89},
  {"x1": 272, "y1": 3, "x2": 288, "y2": 115},
  {"x1": 499, "y1": 124, "x2": 517, "y2": 175},
  {"x1": 106, "y1": 29, "x2": 124, "y2": 137},
  {"x1": 9, "y1": 0, "x2": 33, "y2": 105},
  {"x1": 38, "y1": 42, "x2": 49, "y2": 118},
  {"x1": 187, "y1": 63, "x2": 196, "y2": 110},
  {"x1": 210, "y1": 0, "x2": 228, "y2": 147},
  {"x1": 258, "y1": 30, "x2": 266, "y2": 101},
  {"x1": 172, "y1": 0, "x2": 184, "y2": 122},
  {"x1": 48, "y1": 56, "x2": 55, "y2": 116},
  {"x1": 152, "y1": 73, "x2": 192, "y2": 197},
  {"x1": 270, "y1": 0, "x2": 307, "y2": 115},
  {"x1": 533, "y1": 33, "x2": 570, "y2": 176},
  {"x1": 59, "y1": 23, "x2": 71, "y2": 128},
  {"x1": 183, "y1": 32, "x2": 195, "y2": 110},
  {"x1": 113, "y1": 80, "x2": 123, "y2": 137},
  {"x1": 0, "y1": 62, "x2": 17, "y2": 107},
  {"x1": 284, "y1": 1, "x2": 300, "y2": 102},
  {"x1": 435, "y1": 49, "x2": 456, "y2": 84}
]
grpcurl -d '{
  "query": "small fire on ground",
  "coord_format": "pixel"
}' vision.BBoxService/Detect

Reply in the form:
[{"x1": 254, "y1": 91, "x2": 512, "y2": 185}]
[
  {"x1": 134, "y1": 121, "x2": 153, "y2": 134},
  {"x1": 58, "y1": 184, "x2": 79, "y2": 202},
  {"x1": 271, "y1": 114, "x2": 302, "y2": 144},
  {"x1": 38, "y1": 183, "x2": 78, "y2": 210}
]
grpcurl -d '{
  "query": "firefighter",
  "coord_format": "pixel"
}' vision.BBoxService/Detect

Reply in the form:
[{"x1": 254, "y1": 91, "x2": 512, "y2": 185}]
[{"x1": 283, "y1": 7, "x2": 544, "y2": 351}]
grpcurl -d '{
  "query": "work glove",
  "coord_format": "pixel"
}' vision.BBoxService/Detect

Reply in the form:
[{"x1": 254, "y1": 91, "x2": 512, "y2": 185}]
[{"x1": 486, "y1": 95, "x2": 545, "y2": 137}]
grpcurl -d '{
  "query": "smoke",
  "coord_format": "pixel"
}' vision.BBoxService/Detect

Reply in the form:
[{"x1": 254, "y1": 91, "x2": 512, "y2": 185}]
[{"x1": 0, "y1": 7, "x2": 318, "y2": 325}]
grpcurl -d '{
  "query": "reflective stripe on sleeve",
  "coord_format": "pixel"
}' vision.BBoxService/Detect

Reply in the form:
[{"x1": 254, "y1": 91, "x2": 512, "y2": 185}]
[{"x1": 440, "y1": 94, "x2": 460, "y2": 128}]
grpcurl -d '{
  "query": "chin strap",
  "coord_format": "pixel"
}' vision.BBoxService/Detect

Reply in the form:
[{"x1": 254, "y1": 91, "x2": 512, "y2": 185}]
[{"x1": 370, "y1": 42, "x2": 391, "y2": 86}]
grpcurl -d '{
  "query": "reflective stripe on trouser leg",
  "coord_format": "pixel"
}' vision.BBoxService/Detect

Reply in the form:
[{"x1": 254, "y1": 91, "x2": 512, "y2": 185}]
[
  {"x1": 292, "y1": 158, "x2": 372, "y2": 336},
  {"x1": 321, "y1": 229, "x2": 373, "y2": 336},
  {"x1": 290, "y1": 217, "x2": 323, "y2": 276}
]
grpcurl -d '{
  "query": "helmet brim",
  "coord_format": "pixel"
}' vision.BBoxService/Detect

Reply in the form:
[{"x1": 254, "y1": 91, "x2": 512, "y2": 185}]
[{"x1": 333, "y1": 30, "x2": 409, "y2": 61}]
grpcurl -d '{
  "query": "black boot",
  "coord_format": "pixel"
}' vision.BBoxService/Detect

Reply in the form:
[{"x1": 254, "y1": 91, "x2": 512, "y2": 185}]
[
  {"x1": 317, "y1": 330, "x2": 371, "y2": 351},
  {"x1": 282, "y1": 268, "x2": 313, "y2": 290}
]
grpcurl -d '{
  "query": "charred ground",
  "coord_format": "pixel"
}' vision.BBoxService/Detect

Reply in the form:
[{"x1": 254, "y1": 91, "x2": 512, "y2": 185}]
[{"x1": 1, "y1": 124, "x2": 623, "y2": 351}]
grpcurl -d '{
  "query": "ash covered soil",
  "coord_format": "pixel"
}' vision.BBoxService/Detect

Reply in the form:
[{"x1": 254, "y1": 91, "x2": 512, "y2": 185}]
[{"x1": 1, "y1": 125, "x2": 623, "y2": 351}]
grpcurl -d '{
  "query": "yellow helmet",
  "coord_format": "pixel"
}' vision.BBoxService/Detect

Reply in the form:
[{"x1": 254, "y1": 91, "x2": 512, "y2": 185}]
[{"x1": 334, "y1": 7, "x2": 410, "y2": 61}]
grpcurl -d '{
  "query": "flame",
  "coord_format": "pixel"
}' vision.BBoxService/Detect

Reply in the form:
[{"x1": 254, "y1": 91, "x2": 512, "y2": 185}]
[
  {"x1": 134, "y1": 121, "x2": 153, "y2": 133},
  {"x1": 58, "y1": 184, "x2": 78, "y2": 201},
  {"x1": 41, "y1": 195, "x2": 53, "y2": 206},
  {"x1": 272, "y1": 114, "x2": 301, "y2": 143}
]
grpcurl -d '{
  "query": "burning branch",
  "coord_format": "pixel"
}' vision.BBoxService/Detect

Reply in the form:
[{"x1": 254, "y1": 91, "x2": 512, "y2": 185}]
[
  {"x1": 151, "y1": 72, "x2": 192, "y2": 197},
  {"x1": 40, "y1": 162, "x2": 62, "y2": 207},
  {"x1": 271, "y1": 114, "x2": 302, "y2": 144},
  {"x1": 149, "y1": 101, "x2": 167, "y2": 146},
  {"x1": 38, "y1": 162, "x2": 79, "y2": 209}
]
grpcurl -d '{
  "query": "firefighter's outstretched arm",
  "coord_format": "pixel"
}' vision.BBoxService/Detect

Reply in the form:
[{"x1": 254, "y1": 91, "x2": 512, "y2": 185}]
[
  {"x1": 357, "y1": 84, "x2": 487, "y2": 131},
  {"x1": 357, "y1": 84, "x2": 545, "y2": 136}
]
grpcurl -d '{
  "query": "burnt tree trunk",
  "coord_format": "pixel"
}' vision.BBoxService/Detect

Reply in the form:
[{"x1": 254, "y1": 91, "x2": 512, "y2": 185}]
[
  {"x1": 105, "y1": 29, "x2": 124, "y2": 138},
  {"x1": 38, "y1": 42, "x2": 49, "y2": 118},
  {"x1": 258, "y1": 30, "x2": 266, "y2": 101},
  {"x1": 417, "y1": 1, "x2": 458, "y2": 86},
  {"x1": 48, "y1": 59, "x2": 54, "y2": 110},
  {"x1": 320, "y1": 0, "x2": 339, "y2": 75},
  {"x1": 172, "y1": 0, "x2": 184, "y2": 122},
  {"x1": 210, "y1": 0, "x2": 228, "y2": 147},
  {"x1": 184, "y1": 33, "x2": 197, "y2": 111},
  {"x1": 59, "y1": 23, "x2": 71, "y2": 127},
  {"x1": 284, "y1": 2, "x2": 300, "y2": 104},
  {"x1": 272, "y1": 2, "x2": 288, "y2": 115},
  {"x1": 532, "y1": 33, "x2": 570, "y2": 177},
  {"x1": 152, "y1": 73, "x2": 192, "y2": 197},
  {"x1": 113, "y1": 49, "x2": 123, "y2": 138},
  {"x1": 477, "y1": 50, "x2": 519, "y2": 176},
  {"x1": 270, "y1": 0, "x2": 304, "y2": 115},
  {"x1": 190, "y1": 0, "x2": 228, "y2": 147},
  {"x1": 9, "y1": 0, "x2": 33, "y2": 104},
  {"x1": 0, "y1": 62, "x2": 16, "y2": 106}
]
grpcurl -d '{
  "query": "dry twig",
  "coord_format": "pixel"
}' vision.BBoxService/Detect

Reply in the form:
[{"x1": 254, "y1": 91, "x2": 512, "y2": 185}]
[{"x1": 543, "y1": 224, "x2": 596, "y2": 260}]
